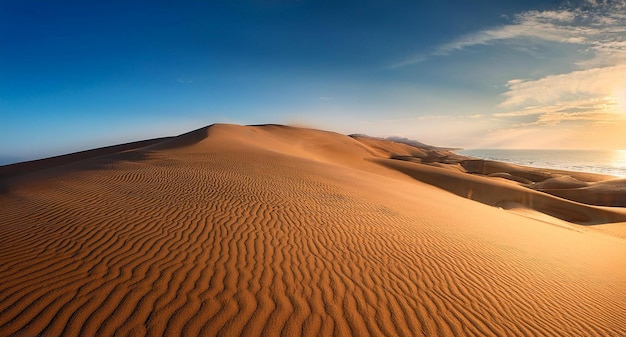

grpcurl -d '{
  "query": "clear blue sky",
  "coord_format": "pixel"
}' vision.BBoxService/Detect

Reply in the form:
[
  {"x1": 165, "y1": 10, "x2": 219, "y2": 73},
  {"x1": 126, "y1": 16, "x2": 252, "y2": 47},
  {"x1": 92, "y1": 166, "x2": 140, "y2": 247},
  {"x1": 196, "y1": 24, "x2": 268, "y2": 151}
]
[{"x1": 2, "y1": 0, "x2": 625, "y2": 163}]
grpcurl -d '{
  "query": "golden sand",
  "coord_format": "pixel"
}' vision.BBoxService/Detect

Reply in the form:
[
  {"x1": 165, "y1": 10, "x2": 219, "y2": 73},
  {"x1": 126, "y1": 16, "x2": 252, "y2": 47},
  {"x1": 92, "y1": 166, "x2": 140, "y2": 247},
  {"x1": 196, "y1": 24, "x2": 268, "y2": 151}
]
[{"x1": 1, "y1": 124, "x2": 625, "y2": 336}]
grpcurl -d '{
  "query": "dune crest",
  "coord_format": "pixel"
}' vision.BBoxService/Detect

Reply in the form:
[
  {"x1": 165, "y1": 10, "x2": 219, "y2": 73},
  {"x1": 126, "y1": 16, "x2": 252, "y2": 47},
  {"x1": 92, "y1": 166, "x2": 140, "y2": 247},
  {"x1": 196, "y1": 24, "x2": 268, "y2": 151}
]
[{"x1": 1, "y1": 124, "x2": 625, "y2": 336}]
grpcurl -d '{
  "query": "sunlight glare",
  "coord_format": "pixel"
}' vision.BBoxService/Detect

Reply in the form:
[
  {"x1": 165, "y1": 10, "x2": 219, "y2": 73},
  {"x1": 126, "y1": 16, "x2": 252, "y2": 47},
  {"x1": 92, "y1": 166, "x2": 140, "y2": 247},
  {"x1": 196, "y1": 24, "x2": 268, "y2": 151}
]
[
  {"x1": 611, "y1": 150, "x2": 626, "y2": 178},
  {"x1": 614, "y1": 86, "x2": 626, "y2": 115}
]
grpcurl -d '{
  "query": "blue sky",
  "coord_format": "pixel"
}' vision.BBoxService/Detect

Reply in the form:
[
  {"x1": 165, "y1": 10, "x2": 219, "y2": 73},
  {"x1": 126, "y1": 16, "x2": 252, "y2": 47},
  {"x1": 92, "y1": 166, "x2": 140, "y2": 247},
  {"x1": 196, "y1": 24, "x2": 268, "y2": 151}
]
[{"x1": 1, "y1": 0, "x2": 625, "y2": 163}]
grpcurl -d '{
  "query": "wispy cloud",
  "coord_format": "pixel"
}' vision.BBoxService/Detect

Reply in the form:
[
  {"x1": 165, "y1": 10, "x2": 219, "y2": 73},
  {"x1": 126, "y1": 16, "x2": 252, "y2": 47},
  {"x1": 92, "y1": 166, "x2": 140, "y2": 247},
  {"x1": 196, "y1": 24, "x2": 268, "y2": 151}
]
[
  {"x1": 389, "y1": 7, "x2": 601, "y2": 68},
  {"x1": 387, "y1": 55, "x2": 428, "y2": 69},
  {"x1": 394, "y1": 0, "x2": 626, "y2": 142},
  {"x1": 394, "y1": 0, "x2": 626, "y2": 66}
]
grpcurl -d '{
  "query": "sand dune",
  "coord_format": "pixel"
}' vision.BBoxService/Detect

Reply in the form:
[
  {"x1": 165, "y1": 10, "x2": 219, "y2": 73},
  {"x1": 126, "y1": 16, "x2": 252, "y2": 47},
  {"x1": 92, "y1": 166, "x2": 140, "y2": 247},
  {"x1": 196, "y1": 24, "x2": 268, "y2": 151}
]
[
  {"x1": 1, "y1": 124, "x2": 625, "y2": 336},
  {"x1": 454, "y1": 159, "x2": 626, "y2": 206},
  {"x1": 534, "y1": 179, "x2": 626, "y2": 207},
  {"x1": 376, "y1": 157, "x2": 626, "y2": 225}
]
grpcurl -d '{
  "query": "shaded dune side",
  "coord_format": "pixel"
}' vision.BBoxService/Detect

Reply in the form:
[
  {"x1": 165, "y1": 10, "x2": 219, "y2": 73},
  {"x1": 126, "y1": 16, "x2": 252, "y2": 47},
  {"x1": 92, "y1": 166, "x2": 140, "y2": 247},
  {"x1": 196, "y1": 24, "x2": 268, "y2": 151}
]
[
  {"x1": 1, "y1": 140, "x2": 626, "y2": 337},
  {"x1": 144, "y1": 126, "x2": 213, "y2": 151},
  {"x1": 349, "y1": 136, "x2": 431, "y2": 157},
  {"x1": 460, "y1": 159, "x2": 616, "y2": 183},
  {"x1": 532, "y1": 176, "x2": 590, "y2": 189},
  {"x1": 0, "y1": 137, "x2": 170, "y2": 178},
  {"x1": 375, "y1": 158, "x2": 626, "y2": 225},
  {"x1": 536, "y1": 179, "x2": 626, "y2": 207},
  {"x1": 350, "y1": 136, "x2": 464, "y2": 164},
  {"x1": 461, "y1": 160, "x2": 626, "y2": 207}
]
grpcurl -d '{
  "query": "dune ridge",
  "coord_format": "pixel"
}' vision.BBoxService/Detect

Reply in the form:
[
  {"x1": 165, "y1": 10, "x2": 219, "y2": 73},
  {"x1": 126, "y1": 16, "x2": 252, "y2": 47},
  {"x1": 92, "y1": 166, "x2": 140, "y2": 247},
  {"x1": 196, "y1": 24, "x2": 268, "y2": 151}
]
[{"x1": 1, "y1": 123, "x2": 625, "y2": 336}]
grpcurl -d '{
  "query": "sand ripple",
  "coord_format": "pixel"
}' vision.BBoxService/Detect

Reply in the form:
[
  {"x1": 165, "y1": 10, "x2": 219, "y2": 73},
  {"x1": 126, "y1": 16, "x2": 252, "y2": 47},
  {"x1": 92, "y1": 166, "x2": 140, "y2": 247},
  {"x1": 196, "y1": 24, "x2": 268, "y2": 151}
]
[{"x1": 1, "y1": 124, "x2": 625, "y2": 336}]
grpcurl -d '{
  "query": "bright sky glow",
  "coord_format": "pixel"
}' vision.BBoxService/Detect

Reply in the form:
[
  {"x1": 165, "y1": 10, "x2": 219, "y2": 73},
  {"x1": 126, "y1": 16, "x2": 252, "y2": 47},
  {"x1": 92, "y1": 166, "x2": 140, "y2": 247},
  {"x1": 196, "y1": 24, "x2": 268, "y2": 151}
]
[
  {"x1": 1, "y1": 0, "x2": 625, "y2": 163},
  {"x1": 615, "y1": 87, "x2": 626, "y2": 115}
]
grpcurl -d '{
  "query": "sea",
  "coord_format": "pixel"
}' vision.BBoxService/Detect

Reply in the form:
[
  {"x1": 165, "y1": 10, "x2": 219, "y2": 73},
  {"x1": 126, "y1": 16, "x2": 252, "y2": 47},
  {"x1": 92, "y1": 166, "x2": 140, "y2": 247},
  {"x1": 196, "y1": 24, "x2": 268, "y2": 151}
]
[{"x1": 457, "y1": 149, "x2": 626, "y2": 178}]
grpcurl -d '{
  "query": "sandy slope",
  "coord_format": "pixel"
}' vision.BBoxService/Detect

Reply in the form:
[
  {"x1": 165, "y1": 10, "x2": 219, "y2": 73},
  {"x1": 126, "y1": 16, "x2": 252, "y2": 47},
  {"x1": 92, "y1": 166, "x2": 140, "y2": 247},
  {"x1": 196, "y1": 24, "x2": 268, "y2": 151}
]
[{"x1": 1, "y1": 124, "x2": 625, "y2": 336}]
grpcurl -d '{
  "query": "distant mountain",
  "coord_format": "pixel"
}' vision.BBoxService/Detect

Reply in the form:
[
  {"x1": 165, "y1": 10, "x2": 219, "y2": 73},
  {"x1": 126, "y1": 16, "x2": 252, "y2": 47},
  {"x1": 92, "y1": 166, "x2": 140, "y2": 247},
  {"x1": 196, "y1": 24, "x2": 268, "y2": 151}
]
[{"x1": 349, "y1": 134, "x2": 461, "y2": 151}]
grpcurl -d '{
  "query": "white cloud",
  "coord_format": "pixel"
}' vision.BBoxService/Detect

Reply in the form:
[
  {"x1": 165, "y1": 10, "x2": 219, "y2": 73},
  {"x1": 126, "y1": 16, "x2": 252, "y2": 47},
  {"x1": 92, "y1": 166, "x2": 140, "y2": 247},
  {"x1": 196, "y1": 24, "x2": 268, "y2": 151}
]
[
  {"x1": 431, "y1": 2, "x2": 626, "y2": 134},
  {"x1": 499, "y1": 65, "x2": 626, "y2": 108},
  {"x1": 386, "y1": 1, "x2": 626, "y2": 148}
]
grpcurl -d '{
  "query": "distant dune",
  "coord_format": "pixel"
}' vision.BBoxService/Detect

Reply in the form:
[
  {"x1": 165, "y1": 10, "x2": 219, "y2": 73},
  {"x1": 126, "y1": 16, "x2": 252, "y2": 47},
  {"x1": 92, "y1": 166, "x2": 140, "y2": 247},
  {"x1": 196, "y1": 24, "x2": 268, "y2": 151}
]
[{"x1": 1, "y1": 124, "x2": 625, "y2": 336}]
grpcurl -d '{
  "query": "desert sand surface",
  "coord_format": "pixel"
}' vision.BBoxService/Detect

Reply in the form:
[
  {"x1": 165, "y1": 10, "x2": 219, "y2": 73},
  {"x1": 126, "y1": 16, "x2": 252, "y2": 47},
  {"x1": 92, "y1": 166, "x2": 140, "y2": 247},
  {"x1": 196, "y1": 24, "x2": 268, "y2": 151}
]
[{"x1": 1, "y1": 123, "x2": 625, "y2": 336}]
